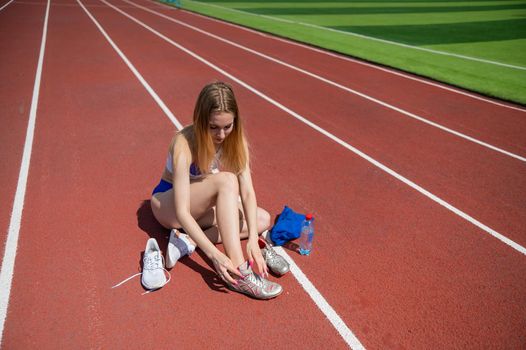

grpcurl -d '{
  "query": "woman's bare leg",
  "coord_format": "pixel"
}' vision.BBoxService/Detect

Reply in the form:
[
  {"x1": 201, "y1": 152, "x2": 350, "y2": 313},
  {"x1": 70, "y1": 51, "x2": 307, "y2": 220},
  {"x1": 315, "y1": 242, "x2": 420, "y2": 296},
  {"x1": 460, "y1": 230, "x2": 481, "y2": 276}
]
[
  {"x1": 151, "y1": 172, "x2": 249, "y2": 267},
  {"x1": 198, "y1": 206, "x2": 271, "y2": 243},
  {"x1": 213, "y1": 173, "x2": 244, "y2": 266}
]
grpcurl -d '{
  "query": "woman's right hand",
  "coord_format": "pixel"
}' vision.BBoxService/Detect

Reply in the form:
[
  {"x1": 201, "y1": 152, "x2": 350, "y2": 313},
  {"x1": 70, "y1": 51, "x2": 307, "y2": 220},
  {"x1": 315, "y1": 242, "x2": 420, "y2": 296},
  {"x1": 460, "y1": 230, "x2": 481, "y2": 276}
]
[{"x1": 210, "y1": 250, "x2": 243, "y2": 285}]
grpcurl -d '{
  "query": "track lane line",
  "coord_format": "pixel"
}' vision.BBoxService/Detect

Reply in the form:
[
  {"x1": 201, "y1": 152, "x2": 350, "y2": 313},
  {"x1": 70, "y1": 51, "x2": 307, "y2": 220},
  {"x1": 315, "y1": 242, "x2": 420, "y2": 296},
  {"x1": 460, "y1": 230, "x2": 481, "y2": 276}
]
[
  {"x1": 0, "y1": 0, "x2": 50, "y2": 343},
  {"x1": 78, "y1": 1, "x2": 366, "y2": 349},
  {"x1": 87, "y1": 0, "x2": 526, "y2": 259},
  {"x1": 76, "y1": 0, "x2": 182, "y2": 130},
  {"x1": 0, "y1": 0, "x2": 15, "y2": 11},
  {"x1": 153, "y1": 0, "x2": 526, "y2": 113},
  {"x1": 121, "y1": 0, "x2": 526, "y2": 163}
]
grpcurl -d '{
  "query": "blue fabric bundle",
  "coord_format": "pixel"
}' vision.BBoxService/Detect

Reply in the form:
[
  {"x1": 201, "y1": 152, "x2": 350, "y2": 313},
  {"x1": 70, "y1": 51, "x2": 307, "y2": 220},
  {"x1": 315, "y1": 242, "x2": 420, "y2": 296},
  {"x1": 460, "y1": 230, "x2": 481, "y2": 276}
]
[{"x1": 269, "y1": 206, "x2": 306, "y2": 246}]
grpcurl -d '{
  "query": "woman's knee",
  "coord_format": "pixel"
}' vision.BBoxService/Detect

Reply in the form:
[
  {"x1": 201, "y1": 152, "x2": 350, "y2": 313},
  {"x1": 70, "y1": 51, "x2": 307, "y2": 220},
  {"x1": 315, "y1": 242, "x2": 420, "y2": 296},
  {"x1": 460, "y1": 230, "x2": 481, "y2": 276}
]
[
  {"x1": 257, "y1": 208, "x2": 271, "y2": 233},
  {"x1": 214, "y1": 171, "x2": 239, "y2": 194}
]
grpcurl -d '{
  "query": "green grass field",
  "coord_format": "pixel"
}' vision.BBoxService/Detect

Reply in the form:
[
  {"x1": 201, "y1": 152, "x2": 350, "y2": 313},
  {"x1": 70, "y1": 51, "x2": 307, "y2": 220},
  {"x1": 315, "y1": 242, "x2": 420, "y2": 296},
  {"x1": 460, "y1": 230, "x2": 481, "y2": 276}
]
[{"x1": 165, "y1": 0, "x2": 526, "y2": 105}]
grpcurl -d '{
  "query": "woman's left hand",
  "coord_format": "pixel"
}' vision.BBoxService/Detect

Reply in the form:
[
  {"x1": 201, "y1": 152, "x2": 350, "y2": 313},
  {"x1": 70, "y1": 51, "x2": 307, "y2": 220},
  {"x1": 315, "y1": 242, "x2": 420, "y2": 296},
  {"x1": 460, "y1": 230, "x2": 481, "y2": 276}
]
[{"x1": 246, "y1": 237, "x2": 268, "y2": 278}]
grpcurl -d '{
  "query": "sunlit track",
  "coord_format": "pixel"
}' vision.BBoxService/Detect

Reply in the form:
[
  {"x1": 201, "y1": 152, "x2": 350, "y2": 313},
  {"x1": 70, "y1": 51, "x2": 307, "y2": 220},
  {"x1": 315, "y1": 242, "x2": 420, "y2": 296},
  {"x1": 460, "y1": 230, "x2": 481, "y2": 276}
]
[
  {"x1": 0, "y1": 0, "x2": 50, "y2": 344},
  {"x1": 96, "y1": 0, "x2": 526, "y2": 258},
  {"x1": 14, "y1": 1, "x2": 151, "y2": 7},
  {"x1": 121, "y1": 0, "x2": 526, "y2": 163},
  {"x1": 77, "y1": 0, "x2": 366, "y2": 348},
  {"x1": 2, "y1": 0, "x2": 524, "y2": 348},
  {"x1": 152, "y1": 1, "x2": 526, "y2": 113},
  {"x1": 74, "y1": 0, "x2": 183, "y2": 129},
  {"x1": 120, "y1": 0, "x2": 526, "y2": 249},
  {"x1": 5, "y1": 1, "x2": 351, "y2": 347}
]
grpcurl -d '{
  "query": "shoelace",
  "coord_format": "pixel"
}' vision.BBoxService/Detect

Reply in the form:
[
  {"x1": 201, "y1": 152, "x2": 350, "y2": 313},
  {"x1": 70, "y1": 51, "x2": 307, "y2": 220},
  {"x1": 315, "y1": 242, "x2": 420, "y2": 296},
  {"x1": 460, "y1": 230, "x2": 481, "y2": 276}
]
[
  {"x1": 265, "y1": 245, "x2": 278, "y2": 261},
  {"x1": 144, "y1": 253, "x2": 163, "y2": 271},
  {"x1": 244, "y1": 271, "x2": 265, "y2": 288},
  {"x1": 112, "y1": 253, "x2": 171, "y2": 295}
]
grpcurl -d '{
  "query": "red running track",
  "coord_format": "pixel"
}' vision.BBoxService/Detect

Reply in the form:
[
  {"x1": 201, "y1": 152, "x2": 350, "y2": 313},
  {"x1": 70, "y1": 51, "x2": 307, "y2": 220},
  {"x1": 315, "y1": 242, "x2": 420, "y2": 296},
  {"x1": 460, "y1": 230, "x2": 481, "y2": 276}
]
[
  {"x1": 0, "y1": 0, "x2": 46, "y2": 266},
  {"x1": 110, "y1": 0, "x2": 526, "y2": 247},
  {"x1": 0, "y1": 0, "x2": 525, "y2": 348}
]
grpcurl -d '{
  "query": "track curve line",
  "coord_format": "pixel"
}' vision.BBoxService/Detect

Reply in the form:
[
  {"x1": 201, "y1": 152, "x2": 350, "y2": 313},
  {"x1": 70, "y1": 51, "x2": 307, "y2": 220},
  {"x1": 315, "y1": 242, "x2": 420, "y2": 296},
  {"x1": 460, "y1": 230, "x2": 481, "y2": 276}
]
[
  {"x1": 124, "y1": 0, "x2": 526, "y2": 163},
  {"x1": 92, "y1": 0, "x2": 526, "y2": 258}
]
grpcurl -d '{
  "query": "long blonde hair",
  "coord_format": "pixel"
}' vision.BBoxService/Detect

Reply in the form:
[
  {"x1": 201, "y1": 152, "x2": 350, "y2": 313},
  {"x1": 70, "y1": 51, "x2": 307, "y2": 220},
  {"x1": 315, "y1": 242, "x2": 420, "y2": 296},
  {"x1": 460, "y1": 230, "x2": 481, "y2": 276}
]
[{"x1": 189, "y1": 81, "x2": 248, "y2": 174}]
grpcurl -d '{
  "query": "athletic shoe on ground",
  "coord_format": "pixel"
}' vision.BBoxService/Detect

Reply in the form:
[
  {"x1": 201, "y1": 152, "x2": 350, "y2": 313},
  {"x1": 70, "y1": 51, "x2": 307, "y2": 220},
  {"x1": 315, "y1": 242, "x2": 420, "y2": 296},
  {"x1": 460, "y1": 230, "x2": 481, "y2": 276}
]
[
  {"x1": 166, "y1": 229, "x2": 195, "y2": 269},
  {"x1": 141, "y1": 238, "x2": 169, "y2": 290},
  {"x1": 227, "y1": 261, "x2": 283, "y2": 300},
  {"x1": 258, "y1": 237, "x2": 290, "y2": 276}
]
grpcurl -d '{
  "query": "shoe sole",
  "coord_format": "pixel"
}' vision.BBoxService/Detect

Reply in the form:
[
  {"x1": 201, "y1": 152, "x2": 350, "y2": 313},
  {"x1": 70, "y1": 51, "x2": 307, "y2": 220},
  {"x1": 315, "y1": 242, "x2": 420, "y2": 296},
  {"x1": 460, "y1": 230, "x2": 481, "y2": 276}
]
[
  {"x1": 226, "y1": 283, "x2": 283, "y2": 300},
  {"x1": 141, "y1": 270, "x2": 167, "y2": 290},
  {"x1": 142, "y1": 282, "x2": 165, "y2": 290}
]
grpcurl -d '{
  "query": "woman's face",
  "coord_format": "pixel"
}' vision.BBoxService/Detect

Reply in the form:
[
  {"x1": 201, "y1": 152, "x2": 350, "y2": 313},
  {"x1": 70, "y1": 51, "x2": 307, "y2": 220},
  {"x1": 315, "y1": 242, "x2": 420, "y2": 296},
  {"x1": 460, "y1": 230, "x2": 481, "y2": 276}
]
[{"x1": 209, "y1": 111, "x2": 234, "y2": 146}]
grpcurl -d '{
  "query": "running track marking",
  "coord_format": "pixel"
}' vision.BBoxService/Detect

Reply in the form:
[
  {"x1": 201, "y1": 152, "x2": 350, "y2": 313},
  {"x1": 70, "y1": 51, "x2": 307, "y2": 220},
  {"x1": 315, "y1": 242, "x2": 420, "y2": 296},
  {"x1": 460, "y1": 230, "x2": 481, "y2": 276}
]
[
  {"x1": 153, "y1": 0, "x2": 526, "y2": 113},
  {"x1": 78, "y1": 0, "x2": 183, "y2": 130},
  {"x1": 124, "y1": 0, "x2": 526, "y2": 163},
  {"x1": 79, "y1": 0, "x2": 366, "y2": 348},
  {"x1": 0, "y1": 0, "x2": 15, "y2": 11},
  {"x1": 184, "y1": 0, "x2": 526, "y2": 72},
  {"x1": 96, "y1": 0, "x2": 526, "y2": 259},
  {"x1": 0, "y1": 0, "x2": 50, "y2": 344}
]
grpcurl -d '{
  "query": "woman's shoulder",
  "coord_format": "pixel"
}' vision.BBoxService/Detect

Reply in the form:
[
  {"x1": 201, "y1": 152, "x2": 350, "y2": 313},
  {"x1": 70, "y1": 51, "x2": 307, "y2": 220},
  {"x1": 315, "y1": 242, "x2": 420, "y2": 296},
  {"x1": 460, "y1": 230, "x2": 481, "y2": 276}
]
[{"x1": 170, "y1": 126, "x2": 194, "y2": 155}]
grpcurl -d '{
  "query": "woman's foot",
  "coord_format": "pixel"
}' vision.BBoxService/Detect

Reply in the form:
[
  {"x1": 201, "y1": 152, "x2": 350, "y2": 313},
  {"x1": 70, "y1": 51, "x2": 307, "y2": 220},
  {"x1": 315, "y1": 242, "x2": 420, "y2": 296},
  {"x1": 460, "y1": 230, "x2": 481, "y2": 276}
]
[
  {"x1": 227, "y1": 261, "x2": 283, "y2": 299},
  {"x1": 166, "y1": 229, "x2": 196, "y2": 269}
]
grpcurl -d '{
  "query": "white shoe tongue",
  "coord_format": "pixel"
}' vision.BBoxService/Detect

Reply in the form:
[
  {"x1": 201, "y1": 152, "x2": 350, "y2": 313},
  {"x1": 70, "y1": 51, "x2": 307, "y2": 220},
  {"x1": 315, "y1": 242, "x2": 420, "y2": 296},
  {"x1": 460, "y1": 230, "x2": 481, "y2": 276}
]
[{"x1": 238, "y1": 261, "x2": 252, "y2": 275}]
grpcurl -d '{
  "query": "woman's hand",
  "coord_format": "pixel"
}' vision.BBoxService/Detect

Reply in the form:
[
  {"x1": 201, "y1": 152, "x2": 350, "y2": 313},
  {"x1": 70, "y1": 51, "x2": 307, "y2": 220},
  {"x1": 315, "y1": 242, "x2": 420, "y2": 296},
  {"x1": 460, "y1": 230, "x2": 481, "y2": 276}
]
[
  {"x1": 246, "y1": 238, "x2": 268, "y2": 278},
  {"x1": 210, "y1": 250, "x2": 243, "y2": 285}
]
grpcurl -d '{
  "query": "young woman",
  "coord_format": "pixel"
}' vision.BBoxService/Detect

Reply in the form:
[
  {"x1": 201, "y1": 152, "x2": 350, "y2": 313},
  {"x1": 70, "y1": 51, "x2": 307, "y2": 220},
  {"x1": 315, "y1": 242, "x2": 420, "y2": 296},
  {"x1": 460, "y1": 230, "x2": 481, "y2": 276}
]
[{"x1": 150, "y1": 81, "x2": 284, "y2": 299}]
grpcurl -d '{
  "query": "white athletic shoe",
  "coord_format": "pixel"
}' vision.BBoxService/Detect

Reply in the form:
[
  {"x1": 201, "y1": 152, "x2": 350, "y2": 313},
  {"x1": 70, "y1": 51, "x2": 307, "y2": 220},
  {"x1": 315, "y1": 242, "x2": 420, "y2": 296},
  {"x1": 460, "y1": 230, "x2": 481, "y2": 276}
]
[
  {"x1": 141, "y1": 238, "x2": 169, "y2": 290},
  {"x1": 166, "y1": 229, "x2": 195, "y2": 269}
]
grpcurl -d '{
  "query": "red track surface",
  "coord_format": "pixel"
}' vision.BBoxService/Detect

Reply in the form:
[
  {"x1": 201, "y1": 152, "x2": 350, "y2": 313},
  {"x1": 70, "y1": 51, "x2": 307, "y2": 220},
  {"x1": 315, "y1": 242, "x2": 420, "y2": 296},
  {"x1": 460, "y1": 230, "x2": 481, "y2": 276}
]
[
  {"x1": 1, "y1": 0, "x2": 525, "y2": 348},
  {"x1": 0, "y1": 0, "x2": 45, "y2": 267}
]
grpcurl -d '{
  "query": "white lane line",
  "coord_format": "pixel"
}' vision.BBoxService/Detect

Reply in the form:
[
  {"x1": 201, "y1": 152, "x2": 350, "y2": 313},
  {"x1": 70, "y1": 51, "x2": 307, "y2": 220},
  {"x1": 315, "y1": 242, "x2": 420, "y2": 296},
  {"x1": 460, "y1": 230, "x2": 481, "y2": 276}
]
[
  {"x1": 81, "y1": 1, "x2": 366, "y2": 348},
  {"x1": 123, "y1": 0, "x2": 526, "y2": 163},
  {"x1": 155, "y1": 1, "x2": 526, "y2": 113},
  {"x1": 183, "y1": 0, "x2": 526, "y2": 71},
  {"x1": 16, "y1": 1, "x2": 143, "y2": 7},
  {"x1": 278, "y1": 245, "x2": 365, "y2": 350},
  {"x1": 76, "y1": 0, "x2": 182, "y2": 130},
  {"x1": 0, "y1": 0, "x2": 50, "y2": 343},
  {"x1": 0, "y1": 0, "x2": 15, "y2": 11},
  {"x1": 92, "y1": 0, "x2": 526, "y2": 260}
]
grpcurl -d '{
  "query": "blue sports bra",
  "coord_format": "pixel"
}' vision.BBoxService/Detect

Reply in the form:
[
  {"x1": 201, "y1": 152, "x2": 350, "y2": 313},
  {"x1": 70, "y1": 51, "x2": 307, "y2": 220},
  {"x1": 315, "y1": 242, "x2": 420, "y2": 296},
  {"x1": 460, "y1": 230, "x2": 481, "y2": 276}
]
[{"x1": 165, "y1": 149, "x2": 221, "y2": 179}]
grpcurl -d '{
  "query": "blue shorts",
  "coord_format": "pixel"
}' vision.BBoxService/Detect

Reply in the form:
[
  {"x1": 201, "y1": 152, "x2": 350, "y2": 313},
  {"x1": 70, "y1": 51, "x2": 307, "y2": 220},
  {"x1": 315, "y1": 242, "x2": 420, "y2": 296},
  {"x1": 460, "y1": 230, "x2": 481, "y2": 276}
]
[{"x1": 152, "y1": 179, "x2": 173, "y2": 195}]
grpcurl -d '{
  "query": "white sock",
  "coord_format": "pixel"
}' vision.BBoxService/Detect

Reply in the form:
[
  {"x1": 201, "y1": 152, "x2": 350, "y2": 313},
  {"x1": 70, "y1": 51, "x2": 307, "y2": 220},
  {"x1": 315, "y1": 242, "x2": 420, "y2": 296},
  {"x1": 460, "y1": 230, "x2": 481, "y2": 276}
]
[
  {"x1": 178, "y1": 234, "x2": 196, "y2": 255},
  {"x1": 167, "y1": 231, "x2": 196, "y2": 269}
]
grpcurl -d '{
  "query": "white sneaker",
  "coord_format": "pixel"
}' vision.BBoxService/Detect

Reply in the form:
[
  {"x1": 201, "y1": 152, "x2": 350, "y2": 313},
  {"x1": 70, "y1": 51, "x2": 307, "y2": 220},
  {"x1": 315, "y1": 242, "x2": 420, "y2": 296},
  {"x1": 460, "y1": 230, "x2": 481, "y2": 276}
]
[
  {"x1": 166, "y1": 229, "x2": 195, "y2": 269},
  {"x1": 141, "y1": 238, "x2": 169, "y2": 290}
]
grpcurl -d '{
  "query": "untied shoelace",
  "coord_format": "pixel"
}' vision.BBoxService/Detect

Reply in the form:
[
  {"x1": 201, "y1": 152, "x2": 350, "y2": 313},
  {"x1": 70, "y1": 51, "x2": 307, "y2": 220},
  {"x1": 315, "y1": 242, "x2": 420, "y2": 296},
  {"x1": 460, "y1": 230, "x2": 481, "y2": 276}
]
[{"x1": 112, "y1": 252, "x2": 171, "y2": 295}]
